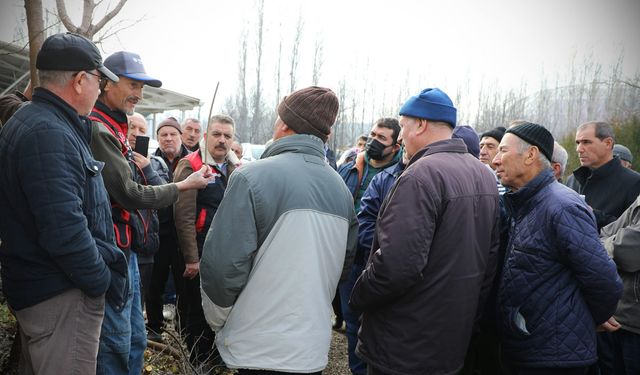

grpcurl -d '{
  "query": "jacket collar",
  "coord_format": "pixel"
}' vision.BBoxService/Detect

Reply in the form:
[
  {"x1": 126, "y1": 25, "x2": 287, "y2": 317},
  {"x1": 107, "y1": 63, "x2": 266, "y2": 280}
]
[
  {"x1": 504, "y1": 169, "x2": 555, "y2": 214},
  {"x1": 94, "y1": 99, "x2": 128, "y2": 132},
  {"x1": 154, "y1": 144, "x2": 190, "y2": 165},
  {"x1": 408, "y1": 138, "x2": 468, "y2": 168},
  {"x1": 262, "y1": 134, "x2": 325, "y2": 159},
  {"x1": 572, "y1": 156, "x2": 623, "y2": 185},
  {"x1": 32, "y1": 87, "x2": 91, "y2": 142}
]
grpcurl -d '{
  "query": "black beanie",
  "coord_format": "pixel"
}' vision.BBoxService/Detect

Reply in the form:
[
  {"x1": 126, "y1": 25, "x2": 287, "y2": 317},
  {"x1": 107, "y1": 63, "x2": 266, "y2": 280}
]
[
  {"x1": 505, "y1": 122, "x2": 554, "y2": 162},
  {"x1": 481, "y1": 126, "x2": 506, "y2": 142}
]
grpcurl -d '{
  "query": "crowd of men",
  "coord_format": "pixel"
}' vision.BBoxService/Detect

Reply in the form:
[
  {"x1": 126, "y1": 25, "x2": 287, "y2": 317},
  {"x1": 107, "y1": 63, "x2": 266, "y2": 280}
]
[{"x1": 0, "y1": 32, "x2": 639, "y2": 375}]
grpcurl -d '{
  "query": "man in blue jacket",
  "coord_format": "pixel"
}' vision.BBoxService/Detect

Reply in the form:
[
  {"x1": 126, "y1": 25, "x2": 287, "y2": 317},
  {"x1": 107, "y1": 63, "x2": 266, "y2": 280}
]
[
  {"x1": 0, "y1": 33, "x2": 127, "y2": 374},
  {"x1": 337, "y1": 117, "x2": 401, "y2": 375},
  {"x1": 493, "y1": 122, "x2": 623, "y2": 374}
]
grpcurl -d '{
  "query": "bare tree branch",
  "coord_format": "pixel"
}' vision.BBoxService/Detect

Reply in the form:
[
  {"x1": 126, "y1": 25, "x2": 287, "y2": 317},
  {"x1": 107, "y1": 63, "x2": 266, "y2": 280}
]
[
  {"x1": 80, "y1": 0, "x2": 95, "y2": 32},
  {"x1": 620, "y1": 79, "x2": 640, "y2": 90},
  {"x1": 55, "y1": 0, "x2": 78, "y2": 33},
  {"x1": 93, "y1": 0, "x2": 128, "y2": 36}
]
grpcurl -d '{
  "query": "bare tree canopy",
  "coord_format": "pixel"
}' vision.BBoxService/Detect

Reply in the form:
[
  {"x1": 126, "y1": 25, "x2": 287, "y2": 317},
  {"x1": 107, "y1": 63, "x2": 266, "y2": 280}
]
[{"x1": 55, "y1": 0, "x2": 128, "y2": 39}]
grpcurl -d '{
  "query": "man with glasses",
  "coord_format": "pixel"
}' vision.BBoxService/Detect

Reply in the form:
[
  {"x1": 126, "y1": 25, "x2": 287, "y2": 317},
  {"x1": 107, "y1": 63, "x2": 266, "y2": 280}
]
[
  {"x1": 337, "y1": 117, "x2": 401, "y2": 375},
  {"x1": 0, "y1": 33, "x2": 127, "y2": 374},
  {"x1": 89, "y1": 51, "x2": 211, "y2": 375}
]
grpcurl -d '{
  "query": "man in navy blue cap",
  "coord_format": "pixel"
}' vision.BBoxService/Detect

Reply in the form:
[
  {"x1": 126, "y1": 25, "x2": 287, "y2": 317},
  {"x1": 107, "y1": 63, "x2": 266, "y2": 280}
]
[
  {"x1": 88, "y1": 51, "x2": 211, "y2": 375},
  {"x1": 0, "y1": 32, "x2": 127, "y2": 374},
  {"x1": 350, "y1": 88, "x2": 500, "y2": 375}
]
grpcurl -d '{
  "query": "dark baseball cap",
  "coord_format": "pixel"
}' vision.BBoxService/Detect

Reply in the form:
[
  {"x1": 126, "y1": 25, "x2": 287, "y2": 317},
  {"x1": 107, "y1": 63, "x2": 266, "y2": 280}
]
[
  {"x1": 36, "y1": 33, "x2": 118, "y2": 82},
  {"x1": 104, "y1": 51, "x2": 162, "y2": 87}
]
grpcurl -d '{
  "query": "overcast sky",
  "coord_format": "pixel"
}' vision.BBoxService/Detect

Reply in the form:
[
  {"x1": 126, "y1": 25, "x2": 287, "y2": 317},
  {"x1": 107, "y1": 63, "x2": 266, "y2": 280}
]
[{"x1": 2, "y1": 0, "x2": 639, "y2": 121}]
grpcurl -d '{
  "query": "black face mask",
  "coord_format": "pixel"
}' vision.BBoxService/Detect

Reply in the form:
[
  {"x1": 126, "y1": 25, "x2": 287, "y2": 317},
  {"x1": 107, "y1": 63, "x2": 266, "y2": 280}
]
[{"x1": 365, "y1": 138, "x2": 392, "y2": 161}]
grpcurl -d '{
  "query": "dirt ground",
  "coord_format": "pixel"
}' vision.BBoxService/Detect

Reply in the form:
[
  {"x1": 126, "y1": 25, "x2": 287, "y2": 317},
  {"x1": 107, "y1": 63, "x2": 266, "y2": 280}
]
[{"x1": 0, "y1": 300, "x2": 350, "y2": 375}]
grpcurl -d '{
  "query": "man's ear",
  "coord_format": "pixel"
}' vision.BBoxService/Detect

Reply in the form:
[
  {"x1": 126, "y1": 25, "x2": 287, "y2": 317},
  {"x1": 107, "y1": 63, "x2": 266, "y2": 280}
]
[
  {"x1": 415, "y1": 119, "x2": 428, "y2": 136},
  {"x1": 71, "y1": 72, "x2": 84, "y2": 95},
  {"x1": 524, "y1": 146, "x2": 538, "y2": 166},
  {"x1": 604, "y1": 137, "x2": 614, "y2": 150}
]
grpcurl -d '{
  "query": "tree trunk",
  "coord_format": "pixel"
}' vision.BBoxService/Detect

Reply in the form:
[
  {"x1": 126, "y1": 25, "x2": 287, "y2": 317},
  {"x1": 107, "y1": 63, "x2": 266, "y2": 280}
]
[{"x1": 24, "y1": 0, "x2": 45, "y2": 88}]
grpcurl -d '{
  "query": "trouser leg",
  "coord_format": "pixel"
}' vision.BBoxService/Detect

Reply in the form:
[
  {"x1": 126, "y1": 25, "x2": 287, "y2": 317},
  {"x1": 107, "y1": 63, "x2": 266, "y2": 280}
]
[{"x1": 16, "y1": 288, "x2": 104, "y2": 375}]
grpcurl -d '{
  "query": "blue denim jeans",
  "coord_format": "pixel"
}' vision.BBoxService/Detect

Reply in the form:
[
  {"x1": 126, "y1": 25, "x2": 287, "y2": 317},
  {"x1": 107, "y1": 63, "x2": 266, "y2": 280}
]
[
  {"x1": 97, "y1": 252, "x2": 147, "y2": 375},
  {"x1": 339, "y1": 263, "x2": 367, "y2": 375}
]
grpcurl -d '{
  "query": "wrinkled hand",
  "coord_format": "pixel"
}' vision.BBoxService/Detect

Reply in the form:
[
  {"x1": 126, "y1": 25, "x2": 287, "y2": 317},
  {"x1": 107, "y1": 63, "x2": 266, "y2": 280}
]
[
  {"x1": 597, "y1": 316, "x2": 621, "y2": 332},
  {"x1": 131, "y1": 151, "x2": 150, "y2": 169},
  {"x1": 178, "y1": 165, "x2": 212, "y2": 191},
  {"x1": 183, "y1": 262, "x2": 200, "y2": 279}
]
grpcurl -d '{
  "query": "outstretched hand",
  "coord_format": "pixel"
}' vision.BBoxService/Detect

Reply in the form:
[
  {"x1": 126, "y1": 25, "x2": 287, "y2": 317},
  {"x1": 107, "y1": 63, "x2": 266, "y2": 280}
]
[{"x1": 177, "y1": 165, "x2": 213, "y2": 191}]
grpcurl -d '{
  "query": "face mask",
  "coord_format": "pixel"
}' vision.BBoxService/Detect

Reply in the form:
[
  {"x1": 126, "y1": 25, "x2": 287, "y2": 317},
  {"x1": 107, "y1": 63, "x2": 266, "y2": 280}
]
[{"x1": 365, "y1": 138, "x2": 392, "y2": 161}]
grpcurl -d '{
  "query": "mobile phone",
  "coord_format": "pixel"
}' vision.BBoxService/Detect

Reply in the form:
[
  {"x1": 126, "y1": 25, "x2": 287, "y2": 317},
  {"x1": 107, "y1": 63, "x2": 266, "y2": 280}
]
[{"x1": 134, "y1": 135, "x2": 149, "y2": 156}]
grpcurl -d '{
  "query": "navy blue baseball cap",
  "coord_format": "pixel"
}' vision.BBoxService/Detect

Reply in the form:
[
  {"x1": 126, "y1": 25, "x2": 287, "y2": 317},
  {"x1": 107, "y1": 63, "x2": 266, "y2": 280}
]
[
  {"x1": 104, "y1": 51, "x2": 162, "y2": 87},
  {"x1": 36, "y1": 33, "x2": 119, "y2": 82}
]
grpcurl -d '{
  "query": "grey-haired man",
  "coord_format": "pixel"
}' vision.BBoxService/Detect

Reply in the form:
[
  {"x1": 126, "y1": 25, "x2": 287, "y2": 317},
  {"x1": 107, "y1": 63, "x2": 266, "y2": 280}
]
[{"x1": 0, "y1": 33, "x2": 126, "y2": 374}]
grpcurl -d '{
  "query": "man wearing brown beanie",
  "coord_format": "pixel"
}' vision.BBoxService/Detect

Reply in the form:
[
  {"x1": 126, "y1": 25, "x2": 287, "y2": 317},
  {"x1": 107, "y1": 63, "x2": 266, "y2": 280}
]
[{"x1": 200, "y1": 86, "x2": 358, "y2": 374}]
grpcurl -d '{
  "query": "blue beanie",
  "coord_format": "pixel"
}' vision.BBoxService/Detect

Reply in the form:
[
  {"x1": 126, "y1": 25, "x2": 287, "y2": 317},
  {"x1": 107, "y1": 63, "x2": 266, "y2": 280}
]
[{"x1": 399, "y1": 88, "x2": 457, "y2": 128}]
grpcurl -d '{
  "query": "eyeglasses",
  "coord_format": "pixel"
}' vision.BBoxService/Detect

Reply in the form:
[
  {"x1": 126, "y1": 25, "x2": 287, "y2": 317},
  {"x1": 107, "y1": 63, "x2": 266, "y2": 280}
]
[{"x1": 76, "y1": 71, "x2": 106, "y2": 86}]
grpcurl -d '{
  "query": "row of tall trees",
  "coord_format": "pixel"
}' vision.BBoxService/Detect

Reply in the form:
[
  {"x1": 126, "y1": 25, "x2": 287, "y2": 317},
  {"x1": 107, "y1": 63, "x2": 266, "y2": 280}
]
[
  {"x1": 15, "y1": 1, "x2": 640, "y2": 153},
  {"x1": 221, "y1": 1, "x2": 640, "y2": 151}
]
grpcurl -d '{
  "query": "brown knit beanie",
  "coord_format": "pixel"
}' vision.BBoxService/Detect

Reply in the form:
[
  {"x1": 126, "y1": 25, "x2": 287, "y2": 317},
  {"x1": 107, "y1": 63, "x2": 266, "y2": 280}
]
[
  {"x1": 277, "y1": 86, "x2": 339, "y2": 142},
  {"x1": 156, "y1": 116, "x2": 182, "y2": 134}
]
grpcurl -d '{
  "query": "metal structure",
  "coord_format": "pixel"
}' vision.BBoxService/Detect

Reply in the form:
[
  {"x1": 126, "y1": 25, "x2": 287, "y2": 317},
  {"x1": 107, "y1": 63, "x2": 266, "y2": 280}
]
[{"x1": 0, "y1": 40, "x2": 202, "y2": 118}]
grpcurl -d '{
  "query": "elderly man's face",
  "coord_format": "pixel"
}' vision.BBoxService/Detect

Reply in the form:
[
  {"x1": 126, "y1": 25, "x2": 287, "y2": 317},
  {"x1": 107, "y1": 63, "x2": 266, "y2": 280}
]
[
  {"x1": 493, "y1": 133, "x2": 529, "y2": 190},
  {"x1": 181, "y1": 120, "x2": 201, "y2": 149},
  {"x1": 158, "y1": 126, "x2": 182, "y2": 158},
  {"x1": 575, "y1": 124, "x2": 612, "y2": 169},
  {"x1": 231, "y1": 142, "x2": 243, "y2": 159},
  {"x1": 127, "y1": 115, "x2": 147, "y2": 149},
  {"x1": 206, "y1": 122, "x2": 234, "y2": 163},
  {"x1": 102, "y1": 76, "x2": 144, "y2": 115},
  {"x1": 479, "y1": 136, "x2": 500, "y2": 169},
  {"x1": 398, "y1": 116, "x2": 421, "y2": 161},
  {"x1": 78, "y1": 70, "x2": 103, "y2": 116}
]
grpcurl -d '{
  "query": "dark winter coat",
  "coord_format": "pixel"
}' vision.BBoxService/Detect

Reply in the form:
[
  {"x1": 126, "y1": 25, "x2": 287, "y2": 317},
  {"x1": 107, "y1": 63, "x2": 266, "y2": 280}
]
[
  {"x1": 566, "y1": 156, "x2": 640, "y2": 229},
  {"x1": 0, "y1": 88, "x2": 127, "y2": 311},
  {"x1": 350, "y1": 138, "x2": 500, "y2": 375},
  {"x1": 499, "y1": 169, "x2": 623, "y2": 367}
]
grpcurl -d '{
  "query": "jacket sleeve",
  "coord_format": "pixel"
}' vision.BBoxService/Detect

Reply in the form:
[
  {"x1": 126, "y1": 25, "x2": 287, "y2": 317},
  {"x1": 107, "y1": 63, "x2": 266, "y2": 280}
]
[
  {"x1": 357, "y1": 174, "x2": 387, "y2": 261},
  {"x1": 341, "y1": 213, "x2": 358, "y2": 282},
  {"x1": 19, "y1": 125, "x2": 111, "y2": 297},
  {"x1": 200, "y1": 171, "x2": 258, "y2": 331},
  {"x1": 350, "y1": 172, "x2": 437, "y2": 311},
  {"x1": 474, "y1": 201, "x2": 500, "y2": 326},
  {"x1": 173, "y1": 159, "x2": 200, "y2": 264},
  {"x1": 141, "y1": 157, "x2": 169, "y2": 186},
  {"x1": 149, "y1": 156, "x2": 170, "y2": 184},
  {"x1": 90, "y1": 122, "x2": 178, "y2": 210},
  {"x1": 555, "y1": 203, "x2": 623, "y2": 324},
  {"x1": 601, "y1": 195, "x2": 640, "y2": 273}
]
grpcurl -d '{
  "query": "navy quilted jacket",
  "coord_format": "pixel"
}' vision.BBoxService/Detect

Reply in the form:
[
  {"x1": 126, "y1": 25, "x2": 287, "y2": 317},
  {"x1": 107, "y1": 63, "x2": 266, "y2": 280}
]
[
  {"x1": 498, "y1": 169, "x2": 622, "y2": 367},
  {"x1": 0, "y1": 88, "x2": 128, "y2": 311}
]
